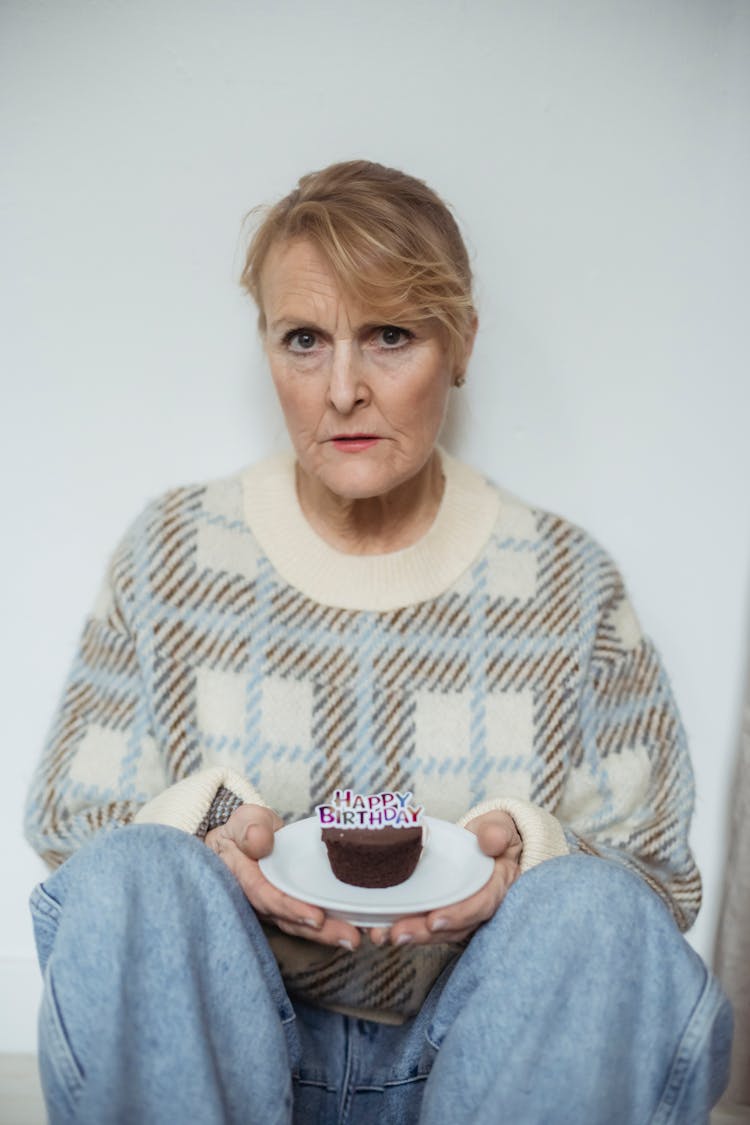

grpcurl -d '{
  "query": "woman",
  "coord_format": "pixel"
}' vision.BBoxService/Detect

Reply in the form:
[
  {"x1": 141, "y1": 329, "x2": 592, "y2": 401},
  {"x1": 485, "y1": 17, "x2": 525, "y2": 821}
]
[{"x1": 26, "y1": 160, "x2": 731, "y2": 1124}]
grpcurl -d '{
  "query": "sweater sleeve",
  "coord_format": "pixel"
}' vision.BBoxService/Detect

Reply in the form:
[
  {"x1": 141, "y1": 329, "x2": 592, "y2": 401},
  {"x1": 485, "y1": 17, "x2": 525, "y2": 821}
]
[
  {"x1": 556, "y1": 579, "x2": 701, "y2": 931},
  {"x1": 460, "y1": 570, "x2": 701, "y2": 934},
  {"x1": 24, "y1": 529, "x2": 265, "y2": 869}
]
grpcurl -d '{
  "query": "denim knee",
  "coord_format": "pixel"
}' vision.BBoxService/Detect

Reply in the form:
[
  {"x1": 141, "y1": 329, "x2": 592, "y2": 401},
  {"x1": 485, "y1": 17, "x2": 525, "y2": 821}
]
[
  {"x1": 422, "y1": 852, "x2": 731, "y2": 1124},
  {"x1": 42, "y1": 823, "x2": 242, "y2": 913},
  {"x1": 428, "y1": 852, "x2": 707, "y2": 1046},
  {"x1": 492, "y1": 851, "x2": 686, "y2": 946},
  {"x1": 31, "y1": 822, "x2": 273, "y2": 986},
  {"x1": 29, "y1": 826, "x2": 183, "y2": 971},
  {"x1": 61, "y1": 822, "x2": 215, "y2": 881}
]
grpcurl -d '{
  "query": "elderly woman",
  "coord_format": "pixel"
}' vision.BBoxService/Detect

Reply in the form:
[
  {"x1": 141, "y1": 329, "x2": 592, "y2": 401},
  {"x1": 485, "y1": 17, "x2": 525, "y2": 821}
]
[{"x1": 26, "y1": 161, "x2": 731, "y2": 1124}]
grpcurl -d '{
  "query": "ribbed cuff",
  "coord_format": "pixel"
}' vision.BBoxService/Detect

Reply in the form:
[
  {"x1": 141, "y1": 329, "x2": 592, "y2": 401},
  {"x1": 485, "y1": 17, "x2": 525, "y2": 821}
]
[
  {"x1": 457, "y1": 797, "x2": 569, "y2": 872},
  {"x1": 133, "y1": 767, "x2": 266, "y2": 835}
]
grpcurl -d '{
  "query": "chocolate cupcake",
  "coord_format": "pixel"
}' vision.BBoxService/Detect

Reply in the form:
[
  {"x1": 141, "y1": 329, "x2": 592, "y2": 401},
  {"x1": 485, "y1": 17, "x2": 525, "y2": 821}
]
[{"x1": 321, "y1": 824, "x2": 424, "y2": 888}]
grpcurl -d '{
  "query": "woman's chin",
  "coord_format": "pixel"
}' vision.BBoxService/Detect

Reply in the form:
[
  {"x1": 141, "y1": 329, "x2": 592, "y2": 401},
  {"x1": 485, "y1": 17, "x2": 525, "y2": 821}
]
[
  {"x1": 299, "y1": 455, "x2": 417, "y2": 506},
  {"x1": 315, "y1": 469, "x2": 402, "y2": 503}
]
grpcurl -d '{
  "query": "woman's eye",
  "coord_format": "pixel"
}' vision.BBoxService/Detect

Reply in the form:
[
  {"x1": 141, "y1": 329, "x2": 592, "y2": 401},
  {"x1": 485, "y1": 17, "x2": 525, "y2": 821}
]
[
  {"x1": 284, "y1": 329, "x2": 318, "y2": 352},
  {"x1": 376, "y1": 326, "x2": 413, "y2": 349}
]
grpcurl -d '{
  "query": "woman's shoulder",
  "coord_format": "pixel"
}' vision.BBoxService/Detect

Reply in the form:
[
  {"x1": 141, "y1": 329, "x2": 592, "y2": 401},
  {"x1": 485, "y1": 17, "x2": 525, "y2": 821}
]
[
  {"x1": 108, "y1": 464, "x2": 259, "y2": 576},
  {"x1": 132, "y1": 465, "x2": 252, "y2": 530},
  {"x1": 455, "y1": 457, "x2": 627, "y2": 607},
  {"x1": 454, "y1": 456, "x2": 612, "y2": 557}
]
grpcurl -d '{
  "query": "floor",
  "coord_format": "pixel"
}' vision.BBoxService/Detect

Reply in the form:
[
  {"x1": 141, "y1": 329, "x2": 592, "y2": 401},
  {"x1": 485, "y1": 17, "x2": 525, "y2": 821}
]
[
  {"x1": 0, "y1": 1057, "x2": 45, "y2": 1125},
  {"x1": 1, "y1": 1054, "x2": 748, "y2": 1124}
]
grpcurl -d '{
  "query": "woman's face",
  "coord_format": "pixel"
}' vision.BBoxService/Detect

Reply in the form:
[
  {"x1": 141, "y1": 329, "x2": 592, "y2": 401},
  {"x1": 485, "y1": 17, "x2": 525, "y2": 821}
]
[{"x1": 261, "y1": 238, "x2": 464, "y2": 505}]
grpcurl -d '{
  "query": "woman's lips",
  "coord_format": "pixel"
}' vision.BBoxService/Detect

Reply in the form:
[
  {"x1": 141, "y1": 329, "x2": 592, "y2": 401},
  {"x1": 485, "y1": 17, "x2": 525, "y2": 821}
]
[{"x1": 329, "y1": 435, "x2": 381, "y2": 452}]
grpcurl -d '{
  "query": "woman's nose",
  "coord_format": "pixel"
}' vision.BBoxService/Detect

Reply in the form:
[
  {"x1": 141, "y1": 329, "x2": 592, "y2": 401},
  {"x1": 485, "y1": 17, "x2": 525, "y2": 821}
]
[{"x1": 326, "y1": 343, "x2": 369, "y2": 413}]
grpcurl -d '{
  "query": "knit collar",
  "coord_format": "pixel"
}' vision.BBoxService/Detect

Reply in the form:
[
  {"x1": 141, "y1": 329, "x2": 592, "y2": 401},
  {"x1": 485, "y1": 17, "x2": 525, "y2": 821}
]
[{"x1": 241, "y1": 449, "x2": 500, "y2": 611}]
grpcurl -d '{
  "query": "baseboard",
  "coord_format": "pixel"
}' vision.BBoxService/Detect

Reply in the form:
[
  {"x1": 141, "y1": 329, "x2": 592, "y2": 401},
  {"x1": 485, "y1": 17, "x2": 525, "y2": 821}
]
[
  {"x1": 712, "y1": 1108, "x2": 750, "y2": 1123},
  {"x1": 0, "y1": 958, "x2": 41, "y2": 1053}
]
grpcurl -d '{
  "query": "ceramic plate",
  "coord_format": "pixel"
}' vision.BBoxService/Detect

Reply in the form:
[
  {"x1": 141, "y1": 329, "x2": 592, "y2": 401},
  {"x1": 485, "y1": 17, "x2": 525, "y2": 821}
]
[{"x1": 258, "y1": 815, "x2": 494, "y2": 927}]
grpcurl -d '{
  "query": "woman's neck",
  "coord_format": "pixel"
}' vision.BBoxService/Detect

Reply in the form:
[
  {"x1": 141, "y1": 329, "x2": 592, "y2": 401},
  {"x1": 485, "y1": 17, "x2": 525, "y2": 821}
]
[{"x1": 294, "y1": 452, "x2": 445, "y2": 555}]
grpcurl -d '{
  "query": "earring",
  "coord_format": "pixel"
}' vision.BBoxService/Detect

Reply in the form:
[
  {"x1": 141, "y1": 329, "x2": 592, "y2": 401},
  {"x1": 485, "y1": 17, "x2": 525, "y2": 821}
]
[{"x1": 454, "y1": 374, "x2": 466, "y2": 388}]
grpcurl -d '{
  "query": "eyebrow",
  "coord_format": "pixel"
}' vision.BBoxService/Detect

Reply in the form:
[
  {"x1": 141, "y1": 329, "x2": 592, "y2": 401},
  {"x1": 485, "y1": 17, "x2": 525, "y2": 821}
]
[
  {"x1": 269, "y1": 316, "x2": 413, "y2": 335},
  {"x1": 269, "y1": 316, "x2": 323, "y2": 333}
]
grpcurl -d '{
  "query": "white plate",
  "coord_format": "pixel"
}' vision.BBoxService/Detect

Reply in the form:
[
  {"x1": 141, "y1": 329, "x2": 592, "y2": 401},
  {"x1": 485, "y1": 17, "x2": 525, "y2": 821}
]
[{"x1": 259, "y1": 815, "x2": 495, "y2": 927}]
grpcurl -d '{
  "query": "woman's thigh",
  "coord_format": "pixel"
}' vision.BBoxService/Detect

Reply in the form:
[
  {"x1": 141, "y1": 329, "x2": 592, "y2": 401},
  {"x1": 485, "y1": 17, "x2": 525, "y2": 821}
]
[
  {"x1": 31, "y1": 824, "x2": 297, "y2": 1125},
  {"x1": 420, "y1": 854, "x2": 732, "y2": 1125}
]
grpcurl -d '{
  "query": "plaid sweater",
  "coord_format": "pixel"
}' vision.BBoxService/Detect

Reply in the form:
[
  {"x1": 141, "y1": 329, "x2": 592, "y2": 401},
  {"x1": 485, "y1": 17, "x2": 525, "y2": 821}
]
[{"x1": 25, "y1": 452, "x2": 701, "y2": 1022}]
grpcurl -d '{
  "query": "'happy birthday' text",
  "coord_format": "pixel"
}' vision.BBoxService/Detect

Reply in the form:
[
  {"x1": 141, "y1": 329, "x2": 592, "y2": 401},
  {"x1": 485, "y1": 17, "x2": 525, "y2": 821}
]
[{"x1": 316, "y1": 790, "x2": 423, "y2": 829}]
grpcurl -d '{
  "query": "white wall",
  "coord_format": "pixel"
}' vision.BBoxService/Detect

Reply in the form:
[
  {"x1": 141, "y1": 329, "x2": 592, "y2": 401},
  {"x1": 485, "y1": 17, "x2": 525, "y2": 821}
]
[{"x1": 2, "y1": 0, "x2": 749, "y2": 1053}]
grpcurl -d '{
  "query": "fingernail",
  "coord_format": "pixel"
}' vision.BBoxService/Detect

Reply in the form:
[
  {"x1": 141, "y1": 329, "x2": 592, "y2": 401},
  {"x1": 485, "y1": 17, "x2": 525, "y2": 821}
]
[
  {"x1": 395, "y1": 933, "x2": 413, "y2": 946},
  {"x1": 338, "y1": 939, "x2": 354, "y2": 952},
  {"x1": 430, "y1": 917, "x2": 449, "y2": 932},
  {"x1": 300, "y1": 917, "x2": 321, "y2": 928}
]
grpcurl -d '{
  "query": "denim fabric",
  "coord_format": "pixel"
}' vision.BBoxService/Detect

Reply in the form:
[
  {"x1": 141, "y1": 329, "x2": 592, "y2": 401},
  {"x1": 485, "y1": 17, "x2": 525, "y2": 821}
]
[{"x1": 30, "y1": 825, "x2": 732, "y2": 1124}]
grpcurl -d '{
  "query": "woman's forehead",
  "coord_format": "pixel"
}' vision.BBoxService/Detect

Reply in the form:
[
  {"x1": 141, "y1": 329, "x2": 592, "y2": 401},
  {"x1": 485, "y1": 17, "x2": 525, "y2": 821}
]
[
  {"x1": 260, "y1": 238, "x2": 419, "y2": 329},
  {"x1": 262, "y1": 240, "x2": 340, "y2": 307}
]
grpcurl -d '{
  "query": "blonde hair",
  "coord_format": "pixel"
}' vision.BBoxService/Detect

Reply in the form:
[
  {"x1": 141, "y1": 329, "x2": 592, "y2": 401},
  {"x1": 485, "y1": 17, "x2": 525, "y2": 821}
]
[{"x1": 240, "y1": 160, "x2": 476, "y2": 369}]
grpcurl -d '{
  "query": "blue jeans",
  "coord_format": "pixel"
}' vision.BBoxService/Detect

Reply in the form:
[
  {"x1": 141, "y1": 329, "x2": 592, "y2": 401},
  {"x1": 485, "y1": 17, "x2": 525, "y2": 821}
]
[{"x1": 30, "y1": 825, "x2": 732, "y2": 1124}]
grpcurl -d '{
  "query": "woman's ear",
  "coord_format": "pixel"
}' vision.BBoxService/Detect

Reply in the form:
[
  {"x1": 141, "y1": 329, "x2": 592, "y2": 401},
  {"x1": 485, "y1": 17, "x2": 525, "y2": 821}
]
[
  {"x1": 455, "y1": 313, "x2": 479, "y2": 385},
  {"x1": 465, "y1": 312, "x2": 479, "y2": 361}
]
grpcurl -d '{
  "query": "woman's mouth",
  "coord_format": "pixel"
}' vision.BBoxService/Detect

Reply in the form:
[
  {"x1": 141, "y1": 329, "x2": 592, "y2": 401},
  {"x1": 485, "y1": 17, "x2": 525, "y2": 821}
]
[{"x1": 329, "y1": 434, "x2": 381, "y2": 452}]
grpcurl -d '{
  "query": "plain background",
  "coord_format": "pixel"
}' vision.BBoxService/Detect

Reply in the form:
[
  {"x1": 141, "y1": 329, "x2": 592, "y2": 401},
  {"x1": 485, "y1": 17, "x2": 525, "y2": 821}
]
[{"x1": 2, "y1": 0, "x2": 749, "y2": 1054}]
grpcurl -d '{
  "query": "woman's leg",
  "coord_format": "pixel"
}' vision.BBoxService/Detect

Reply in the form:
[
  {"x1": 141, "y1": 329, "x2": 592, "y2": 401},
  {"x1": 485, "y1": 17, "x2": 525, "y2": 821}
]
[
  {"x1": 419, "y1": 854, "x2": 732, "y2": 1125},
  {"x1": 30, "y1": 824, "x2": 299, "y2": 1125}
]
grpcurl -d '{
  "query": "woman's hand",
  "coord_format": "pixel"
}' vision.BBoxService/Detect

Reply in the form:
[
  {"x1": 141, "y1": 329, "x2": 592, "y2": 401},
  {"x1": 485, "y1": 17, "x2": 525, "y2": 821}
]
[
  {"x1": 205, "y1": 804, "x2": 361, "y2": 951},
  {"x1": 369, "y1": 809, "x2": 522, "y2": 947}
]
